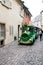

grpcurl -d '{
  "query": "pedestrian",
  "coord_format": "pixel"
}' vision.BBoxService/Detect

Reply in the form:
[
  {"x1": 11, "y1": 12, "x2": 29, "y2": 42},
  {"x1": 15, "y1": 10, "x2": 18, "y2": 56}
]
[{"x1": 39, "y1": 30, "x2": 42, "y2": 41}]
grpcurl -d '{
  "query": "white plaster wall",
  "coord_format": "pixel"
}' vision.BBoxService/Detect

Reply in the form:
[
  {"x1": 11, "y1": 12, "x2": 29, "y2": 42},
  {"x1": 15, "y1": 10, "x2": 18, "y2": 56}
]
[{"x1": 0, "y1": 0, "x2": 23, "y2": 45}]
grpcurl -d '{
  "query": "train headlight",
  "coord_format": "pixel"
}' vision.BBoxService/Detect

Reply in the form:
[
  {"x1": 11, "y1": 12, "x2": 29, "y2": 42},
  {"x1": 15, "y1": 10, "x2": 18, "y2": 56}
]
[
  {"x1": 29, "y1": 39, "x2": 32, "y2": 42},
  {"x1": 29, "y1": 39, "x2": 32, "y2": 41},
  {"x1": 19, "y1": 38, "x2": 20, "y2": 40}
]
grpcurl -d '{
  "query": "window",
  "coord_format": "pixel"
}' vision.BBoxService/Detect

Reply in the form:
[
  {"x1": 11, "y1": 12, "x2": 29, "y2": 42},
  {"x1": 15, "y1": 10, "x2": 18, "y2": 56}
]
[
  {"x1": 24, "y1": 12, "x2": 27, "y2": 18},
  {"x1": 12, "y1": 26, "x2": 13, "y2": 35},
  {"x1": 1, "y1": 0, "x2": 12, "y2": 9},
  {"x1": 9, "y1": 26, "x2": 13, "y2": 36},
  {"x1": 0, "y1": 24, "x2": 5, "y2": 38},
  {"x1": 20, "y1": 7, "x2": 24, "y2": 18}
]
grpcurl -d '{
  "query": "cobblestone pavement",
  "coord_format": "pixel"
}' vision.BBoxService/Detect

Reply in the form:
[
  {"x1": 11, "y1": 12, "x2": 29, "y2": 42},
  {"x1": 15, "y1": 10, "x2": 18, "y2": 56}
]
[{"x1": 0, "y1": 36, "x2": 43, "y2": 65}]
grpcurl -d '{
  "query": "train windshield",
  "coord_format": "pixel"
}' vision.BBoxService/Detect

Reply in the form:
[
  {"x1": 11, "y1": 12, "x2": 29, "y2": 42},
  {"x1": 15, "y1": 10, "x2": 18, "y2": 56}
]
[
  {"x1": 22, "y1": 25, "x2": 35, "y2": 32},
  {"x1": 27, "y1": 26, "x2": 34, "y2": 32}
]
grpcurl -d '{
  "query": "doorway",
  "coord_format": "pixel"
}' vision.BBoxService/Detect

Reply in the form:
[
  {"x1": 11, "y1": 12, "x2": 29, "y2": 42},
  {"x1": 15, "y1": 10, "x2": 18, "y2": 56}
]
[{"x1": 0, "y1": 23, "x2": 5, "y2": 47}]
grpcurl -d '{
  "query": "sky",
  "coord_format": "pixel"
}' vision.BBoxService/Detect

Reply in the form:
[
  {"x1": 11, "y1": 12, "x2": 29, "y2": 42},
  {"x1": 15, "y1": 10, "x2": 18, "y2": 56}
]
[{"x1": 22, "y1": 0, "x2": 43, "y2": 19}]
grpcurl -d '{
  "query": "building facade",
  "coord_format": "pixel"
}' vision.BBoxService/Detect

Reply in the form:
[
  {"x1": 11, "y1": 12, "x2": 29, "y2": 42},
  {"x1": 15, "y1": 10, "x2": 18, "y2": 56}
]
[
  {"x1": 0, "y1": 0, "x2": 32, "y2": 46},
  {"x1": 41, "y1": 10, "x2": 43, "y2": 31},
  {"x1": 0, "y1": 0, "x2": 24, "y2": 46},
  {"x1": 32, "y1": 15, "x2": 41, "y2": 28},
  {"x1": 32, "y1": 10, "x2": 43, "y2": 32},
  {"x1": 22, "y1": 5, "x2": 32, "y2": 25}
]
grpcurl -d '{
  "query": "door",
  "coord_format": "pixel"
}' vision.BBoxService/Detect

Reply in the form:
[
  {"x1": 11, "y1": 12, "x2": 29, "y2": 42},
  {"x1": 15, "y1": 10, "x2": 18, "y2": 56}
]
[{"x1": 0, "y1": 23, "x2": 5, "y2": 46}]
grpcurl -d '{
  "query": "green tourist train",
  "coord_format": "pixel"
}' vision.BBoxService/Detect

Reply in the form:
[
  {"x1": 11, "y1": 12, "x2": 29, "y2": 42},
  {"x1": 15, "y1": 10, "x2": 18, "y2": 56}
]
[{"x1": 18, "y1": 25, "x2": 38, "y2": 45}]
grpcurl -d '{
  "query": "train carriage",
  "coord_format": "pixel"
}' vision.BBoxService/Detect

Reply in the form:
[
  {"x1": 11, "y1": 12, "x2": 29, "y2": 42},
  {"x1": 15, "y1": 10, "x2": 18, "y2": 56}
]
[{"x1": 18, "y1": 25, "x2": 38, "y2": 45}]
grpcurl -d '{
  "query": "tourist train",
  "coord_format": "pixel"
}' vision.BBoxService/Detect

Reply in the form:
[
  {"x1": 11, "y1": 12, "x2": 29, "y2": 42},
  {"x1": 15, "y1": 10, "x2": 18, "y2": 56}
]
[{"x1": 18, "y1": 25, "x2": 38, "y2": 45}]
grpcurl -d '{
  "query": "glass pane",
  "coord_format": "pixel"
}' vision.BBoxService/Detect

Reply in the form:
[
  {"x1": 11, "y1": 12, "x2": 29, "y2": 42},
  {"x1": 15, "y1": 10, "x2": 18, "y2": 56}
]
[{"x1": 0, "y1": 24, "x2": 5, "y2": 38}]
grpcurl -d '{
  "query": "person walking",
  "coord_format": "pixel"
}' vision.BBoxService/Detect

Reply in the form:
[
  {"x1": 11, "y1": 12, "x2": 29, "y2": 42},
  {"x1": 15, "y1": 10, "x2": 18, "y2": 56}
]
[{"x1": 39, "y1": 30, "x2": 42, "y2": 41}]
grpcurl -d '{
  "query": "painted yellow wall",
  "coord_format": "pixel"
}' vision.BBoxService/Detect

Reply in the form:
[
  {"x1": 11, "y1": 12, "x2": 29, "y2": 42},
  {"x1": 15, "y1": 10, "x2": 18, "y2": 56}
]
[{"x1": 0, "y1": 0, "x2": 23, "y2": 45}]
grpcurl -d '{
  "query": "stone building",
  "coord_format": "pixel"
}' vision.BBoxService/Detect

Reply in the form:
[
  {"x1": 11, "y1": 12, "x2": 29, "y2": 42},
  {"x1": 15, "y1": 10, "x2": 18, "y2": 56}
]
[
  {"x1": 0, "y1": 0, "x2": 24, "y2": 46},
  {"x1": 0, "y1": 0, "x2": 32, "y2": 46}
]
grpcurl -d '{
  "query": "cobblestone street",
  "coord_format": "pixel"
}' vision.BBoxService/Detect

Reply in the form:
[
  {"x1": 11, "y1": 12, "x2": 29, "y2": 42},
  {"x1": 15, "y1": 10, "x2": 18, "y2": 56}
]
[{"x1": 0, "y1": 36, "x2": 43, "y2": 65}]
